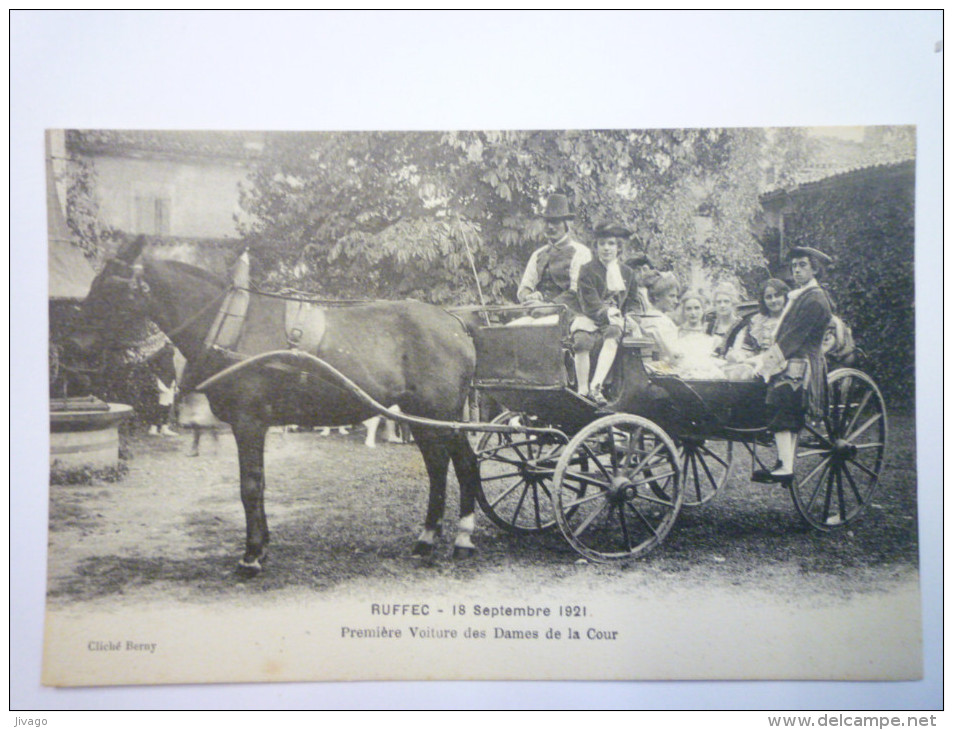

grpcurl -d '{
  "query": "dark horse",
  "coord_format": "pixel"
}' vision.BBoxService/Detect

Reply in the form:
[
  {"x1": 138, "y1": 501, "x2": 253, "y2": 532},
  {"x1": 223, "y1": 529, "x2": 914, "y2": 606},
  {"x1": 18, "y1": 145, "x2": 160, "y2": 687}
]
[{"x1": 76, "y1": 236, "x2": 481, "y2": 574}]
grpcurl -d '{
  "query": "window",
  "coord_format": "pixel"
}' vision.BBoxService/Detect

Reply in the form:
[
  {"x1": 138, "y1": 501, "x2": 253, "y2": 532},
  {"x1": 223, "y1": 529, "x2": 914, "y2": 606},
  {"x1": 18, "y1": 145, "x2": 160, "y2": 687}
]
[{"x1": 134, "y1": 194, "x2": 171, "y2": 235}]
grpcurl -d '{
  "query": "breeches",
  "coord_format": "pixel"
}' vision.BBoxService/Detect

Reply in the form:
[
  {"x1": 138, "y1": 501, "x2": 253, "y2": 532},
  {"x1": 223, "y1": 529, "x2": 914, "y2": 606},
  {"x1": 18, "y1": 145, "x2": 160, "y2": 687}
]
[{"x1": 573, "y1": 324, "x2": 623, "y2": 353}]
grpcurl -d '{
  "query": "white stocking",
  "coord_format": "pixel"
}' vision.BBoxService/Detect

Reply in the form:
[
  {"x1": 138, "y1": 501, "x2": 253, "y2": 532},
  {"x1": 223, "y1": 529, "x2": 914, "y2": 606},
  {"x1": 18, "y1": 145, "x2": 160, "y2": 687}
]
[
  {"x1": 574, "y1": 351, "x2": 591, "y2": 396},
  {"x1": 774, "y1": 431, "x2": 797, "y2": 472},
  {"x1": 590, "y1": 338, "x2": 619, "y2": 390}
]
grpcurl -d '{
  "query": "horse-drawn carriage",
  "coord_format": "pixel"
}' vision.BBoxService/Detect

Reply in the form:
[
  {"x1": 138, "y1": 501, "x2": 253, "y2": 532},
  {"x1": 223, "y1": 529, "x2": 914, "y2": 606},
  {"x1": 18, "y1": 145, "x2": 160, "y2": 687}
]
[
  {"x1": 73, "y1": 238, "x2": 888, "y2": 571},
  {"x1": 467, "y1": 308, "x2": 888, "y2": 563}
]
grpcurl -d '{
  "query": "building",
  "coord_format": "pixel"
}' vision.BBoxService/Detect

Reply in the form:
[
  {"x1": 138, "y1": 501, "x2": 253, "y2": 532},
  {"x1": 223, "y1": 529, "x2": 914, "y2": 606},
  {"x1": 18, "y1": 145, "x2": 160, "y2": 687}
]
[
  {"x1": 63, "y1": 129, "x2": 263, "y2": 274},
  {"x1": 758, "y1": 157, "x2": 916, "y2": 406}
]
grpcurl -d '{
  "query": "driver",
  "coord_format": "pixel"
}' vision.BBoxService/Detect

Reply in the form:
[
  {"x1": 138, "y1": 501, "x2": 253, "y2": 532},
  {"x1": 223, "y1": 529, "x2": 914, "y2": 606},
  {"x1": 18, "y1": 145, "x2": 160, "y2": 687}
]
[{"x1": 516, "y1": 193, "x2": 591, "y2": 325}]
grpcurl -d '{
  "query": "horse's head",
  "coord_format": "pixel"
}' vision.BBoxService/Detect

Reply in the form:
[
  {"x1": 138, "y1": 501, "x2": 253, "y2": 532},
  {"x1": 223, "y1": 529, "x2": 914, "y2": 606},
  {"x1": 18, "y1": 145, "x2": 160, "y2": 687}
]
[{"x1": 70, "y1": 235, "x2": 153, "y2": 356}]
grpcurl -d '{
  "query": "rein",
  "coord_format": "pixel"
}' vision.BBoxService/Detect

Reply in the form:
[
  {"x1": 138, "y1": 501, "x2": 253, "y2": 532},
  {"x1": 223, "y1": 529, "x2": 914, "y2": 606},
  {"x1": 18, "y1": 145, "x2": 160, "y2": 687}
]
[{"x1": 164, "y1": 288, "x2": 229, "y2": 338}]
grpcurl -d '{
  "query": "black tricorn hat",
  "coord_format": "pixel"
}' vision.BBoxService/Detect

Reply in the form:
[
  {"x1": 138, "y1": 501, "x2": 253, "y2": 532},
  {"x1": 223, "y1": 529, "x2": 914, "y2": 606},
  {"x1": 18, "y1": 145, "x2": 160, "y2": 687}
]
[
  {"x1": 541, "y1": 193, "x2": 574, "y2": 221},
  {"x1": 593, "y1": 221, "x2": 632, "y2": 239},
  {"x1": 788, "y1": 246, "x2": 833, "y2": 265}
]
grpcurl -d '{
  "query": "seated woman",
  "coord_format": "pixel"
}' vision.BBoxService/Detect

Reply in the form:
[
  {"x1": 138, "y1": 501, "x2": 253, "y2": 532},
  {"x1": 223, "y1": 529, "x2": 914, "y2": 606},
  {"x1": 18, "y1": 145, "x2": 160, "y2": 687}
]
[
  {"x1": 675, "y1": 291, "x2": 724, "y2": 377},
  {"x1": 678, "y1": 290, "x2": 715, "y2": 342},
  {"x1": 643, "y1": 278, "x2": 729, "y2": 379},
  {"x1": 726, "y1": 278, "x2": 790, "y2": 363},
  {"x1": 639, "y1": 272, "x2": 682, "y2": 373},
  {"x1": 571, "y1": 222, "x2": 641, "y2": 405},
  {"x1": 704, "y1": 281, "x2": 742, "y2": 355}
]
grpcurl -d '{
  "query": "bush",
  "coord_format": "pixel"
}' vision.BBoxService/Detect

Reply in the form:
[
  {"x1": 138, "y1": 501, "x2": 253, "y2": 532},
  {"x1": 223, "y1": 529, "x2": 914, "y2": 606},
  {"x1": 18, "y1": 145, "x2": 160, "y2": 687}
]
[
  {"x1": 50, "y1": 460, "x2": 129, "y2": 486},
  {"x1": 784, "y1": 171, "x2": 915, "y2": 410}
]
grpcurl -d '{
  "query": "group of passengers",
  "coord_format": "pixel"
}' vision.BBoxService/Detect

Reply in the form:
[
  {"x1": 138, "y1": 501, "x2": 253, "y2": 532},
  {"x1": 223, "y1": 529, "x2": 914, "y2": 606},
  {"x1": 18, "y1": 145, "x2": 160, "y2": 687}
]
[{"x1": 515, "y1": 194, "x2": 847, "y2": 484}]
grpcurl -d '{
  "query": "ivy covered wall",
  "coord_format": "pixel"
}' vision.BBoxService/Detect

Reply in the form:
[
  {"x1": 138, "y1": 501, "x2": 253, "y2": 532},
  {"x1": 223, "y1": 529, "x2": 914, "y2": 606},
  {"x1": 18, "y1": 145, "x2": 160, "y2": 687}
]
[{"x1": 765, "y1": 162, "x2": 915, "y2": 409}]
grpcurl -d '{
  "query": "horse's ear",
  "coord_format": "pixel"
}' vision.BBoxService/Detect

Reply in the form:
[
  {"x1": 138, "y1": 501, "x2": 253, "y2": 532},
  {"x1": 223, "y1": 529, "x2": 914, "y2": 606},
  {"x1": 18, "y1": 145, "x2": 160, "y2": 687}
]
[{"x1": 116, "y1": 235, "x2": 147, "y2": 263}]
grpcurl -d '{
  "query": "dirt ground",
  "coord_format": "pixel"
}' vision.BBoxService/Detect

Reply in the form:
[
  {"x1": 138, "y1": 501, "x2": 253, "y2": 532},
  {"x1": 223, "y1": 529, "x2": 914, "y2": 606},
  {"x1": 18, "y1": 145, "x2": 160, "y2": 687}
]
[{"x1": 46, "y1": 413, "x2": 920, "y2": 610}]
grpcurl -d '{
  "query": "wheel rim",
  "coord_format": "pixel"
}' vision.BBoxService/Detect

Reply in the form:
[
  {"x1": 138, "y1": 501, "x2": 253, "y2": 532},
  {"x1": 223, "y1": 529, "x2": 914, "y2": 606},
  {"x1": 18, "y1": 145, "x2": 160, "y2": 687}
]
[
  {"x1": 791, "y1": 368, "x2": 888, "y2": 530},
  {"x1": 475, "y1": 412, "x2": 562, "y2": 534},
  {"x1": 679, "y1": 438, "x2": 733, "y2": 507},
  {"x1": 554, "y1": 415, "x2": 682, "y2": 562}
]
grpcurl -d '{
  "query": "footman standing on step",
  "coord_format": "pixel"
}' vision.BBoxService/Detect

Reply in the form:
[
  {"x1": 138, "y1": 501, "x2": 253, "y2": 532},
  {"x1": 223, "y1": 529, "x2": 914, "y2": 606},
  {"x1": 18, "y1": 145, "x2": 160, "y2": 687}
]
[{"x1": 753, "y1": 246, "x2": 834, "y2": 483}]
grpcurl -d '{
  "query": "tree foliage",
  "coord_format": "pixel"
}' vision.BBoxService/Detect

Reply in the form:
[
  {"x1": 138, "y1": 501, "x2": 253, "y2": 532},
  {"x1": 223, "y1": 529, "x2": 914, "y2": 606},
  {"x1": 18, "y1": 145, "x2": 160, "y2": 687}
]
[{"x1": 237, "y1": 129, "x2": 807, "y2": 303}]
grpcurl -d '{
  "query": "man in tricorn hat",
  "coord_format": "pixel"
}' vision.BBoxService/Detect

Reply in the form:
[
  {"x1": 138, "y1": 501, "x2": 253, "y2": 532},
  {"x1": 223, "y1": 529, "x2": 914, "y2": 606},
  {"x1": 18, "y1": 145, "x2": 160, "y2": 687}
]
[
  {"x1": 570, "y1": 221, "x2": 642, "y2": 403},
  {"x1": 516, "y1": 193, "x2": 591, "y2": 319},
  {"x1": 753, "y1": 246, "x2": 834, "y2": 483}
]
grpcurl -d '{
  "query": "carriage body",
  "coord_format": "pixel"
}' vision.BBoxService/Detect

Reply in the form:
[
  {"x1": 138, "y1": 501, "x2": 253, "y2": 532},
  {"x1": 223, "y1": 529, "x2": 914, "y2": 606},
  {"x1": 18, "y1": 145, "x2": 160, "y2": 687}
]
[
  {"x1": 472, "y1": 318, "x2": 772, "y2": 438},
  {"x1": 470, "y1": 313, "x2": 888, "y2": 562}
]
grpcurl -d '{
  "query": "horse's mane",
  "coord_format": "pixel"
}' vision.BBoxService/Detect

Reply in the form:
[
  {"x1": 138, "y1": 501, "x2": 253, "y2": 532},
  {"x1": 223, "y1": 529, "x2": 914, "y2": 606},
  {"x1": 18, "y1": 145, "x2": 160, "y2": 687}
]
[{"x1": 148, "y1": 258, "x2": 227, "y2": 289}]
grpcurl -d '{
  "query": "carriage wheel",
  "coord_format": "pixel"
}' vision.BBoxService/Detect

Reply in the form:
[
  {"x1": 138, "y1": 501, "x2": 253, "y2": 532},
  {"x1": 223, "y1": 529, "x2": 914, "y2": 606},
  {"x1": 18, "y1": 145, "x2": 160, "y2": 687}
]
[
  {"x1": 790, "y1": 368, "x2": 888, "y2": 530},
  {"x1": 553, "y1": 414, "x2": 682, "y2": 563},
  {"x1": 678, "y1": 438, "x2": 734, "y2": 507},
  {"x1": 475, "y1": 412, "x2": 565, "y2": 534}
]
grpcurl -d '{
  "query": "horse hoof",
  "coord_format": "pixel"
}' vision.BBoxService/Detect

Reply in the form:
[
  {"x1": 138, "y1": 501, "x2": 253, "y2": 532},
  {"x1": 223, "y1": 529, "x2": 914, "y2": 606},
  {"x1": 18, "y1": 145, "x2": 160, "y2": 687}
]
[
  {"x1": 452, "y1": 545, "x2": 477, "y2": 560},
  {"x1": 411, "y1": 541, "x2": 435, "y2": 558},
  {"x1": 237, "y1": 558, "x2": 263, "y2": 577}
]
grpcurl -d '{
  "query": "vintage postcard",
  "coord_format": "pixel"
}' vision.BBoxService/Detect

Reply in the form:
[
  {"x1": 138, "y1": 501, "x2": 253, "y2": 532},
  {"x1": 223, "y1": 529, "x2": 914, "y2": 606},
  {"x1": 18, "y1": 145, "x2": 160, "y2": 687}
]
[{"x1": 42, "y1": 125, "x2": 922, "y2": 686}]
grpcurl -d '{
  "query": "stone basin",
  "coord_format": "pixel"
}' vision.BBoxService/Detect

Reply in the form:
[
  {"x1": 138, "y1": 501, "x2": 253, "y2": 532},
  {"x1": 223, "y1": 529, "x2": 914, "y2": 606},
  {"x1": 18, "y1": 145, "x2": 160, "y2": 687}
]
[{"x1": 50, "y1": 404, "x2": 134, "y2": 470}]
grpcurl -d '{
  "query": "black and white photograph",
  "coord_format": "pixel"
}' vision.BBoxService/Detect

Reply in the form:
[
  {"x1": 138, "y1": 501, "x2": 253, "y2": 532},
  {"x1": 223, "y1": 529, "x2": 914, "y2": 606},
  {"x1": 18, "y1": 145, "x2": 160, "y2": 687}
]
[
  {"x1": 13, "y1": 10, "x2": 942, "y2": 711},
  {"x1": 42, "y1": 124, "x2": 922, "y2": 685}
]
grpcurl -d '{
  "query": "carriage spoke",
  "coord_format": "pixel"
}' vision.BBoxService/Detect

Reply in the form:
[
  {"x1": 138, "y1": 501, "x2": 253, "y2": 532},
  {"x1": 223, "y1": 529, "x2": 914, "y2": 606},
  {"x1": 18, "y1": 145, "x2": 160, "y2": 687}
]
[
  {"x1": 488, "y1": 478, "x2": 528, "y2": 510},
  {"x1": 475, "y1": 445, "x2": 526, "y2": 465},
  {"x1": 571, "y1": 496, "x2": 610, "y2": 537},
  {"x1": 618, "y1": 505, "x2": 633, "y2": 552},
  {"x1": 554, "y1": 415, "x2": 682, "y2": 563},
  {"x1": 792, "y1": 369, "x2": 887, "y2": 531},
  {"x1": 481, "y1": 470, "x2": 524, "y2": 482},
  {"x1": 796, "y1": 453, "x2": 830, "y2": 491},
  {"x1": 802, "y1": 422, "x2": 832, "y2": 448},
  {"x1": 695, "y1": 450, "x2": 720, "y2": 492},
  {"x1": 821, "y1": 463, "x2": 836, "y2": 519},
  {"x1": 561, "y1": 488, "x2": 612, "y2": 511},
  {"x1": 688, "y1": 452, "x2": 703, "y2": 502},
  {"x1": 531, "y1": 479, "x2": 543, "y2": 529},
  {"x1": 562, "y1": 468, "x2": 610, "y2": 491},
  {"x1": 634, "y1": 440, "x2": 665, "y2": 471},
  {"x1": 846, "y1": 413, "x2": 883, "y2": 444},
  {"x1": 844, "y1": 389, "x2": 873, "y2": 436},
  {"x1": 841, "y1": 460, "x2": 864, "y2": 503},
  {"x1": 510, "y1": 481, "x2": 532, "y2": 525},
  {"x1": 606, "y1": 428, "x2": 620, "y2": 471},
  {"x1": 627, "y1": 468, "x2": 677, "y2": 491},
  {"x1": 803, "y1": 459, "x2": 832, "y2": 513},
  {"x1": 835, "y1": 376, "x2": 854, "y2": 434},
  {"x1": 476, "y1": 438, "x2": 533, "y2": 458},
  {"x1": 581, "y1": 442, "x2": 615, "y2": 482},
  {"x1": 844, "y1": 456, "x2": 879, "y2": 480},
  {"x1": 632, "y1": 490, "x2": 677, "y2": 508},
  {"x1": 625, "y1": 502, "x2": 661, "y2": 540},
  {"x1": 697, "y1": 443, "x2": 729, "y2": 469},
  {"x1": 835, "y1": 466, "x2": 847, "y2": 523}
]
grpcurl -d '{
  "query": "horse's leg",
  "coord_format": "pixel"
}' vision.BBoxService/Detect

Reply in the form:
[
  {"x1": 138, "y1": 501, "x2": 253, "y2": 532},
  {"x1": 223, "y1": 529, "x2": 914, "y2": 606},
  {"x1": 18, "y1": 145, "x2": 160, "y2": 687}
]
[
  {"x1": 233, "y1": 418, "x2": 270, "y2": 575},
  {"x1": 411, "y1": 428, "x2": 450, "y2": 558},
  {"x1": 448, "y1": 431, "x2": 481, "y2": 559}
]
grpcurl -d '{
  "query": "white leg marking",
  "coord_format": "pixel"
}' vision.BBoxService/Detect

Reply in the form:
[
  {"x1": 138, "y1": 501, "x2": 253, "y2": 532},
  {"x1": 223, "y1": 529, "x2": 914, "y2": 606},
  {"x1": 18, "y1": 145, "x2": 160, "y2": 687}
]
[
  {"x1": 417, "y1": 528, "x2": 438, "y2": 545},
  {"x1": 454, "y1": 513, "x2": 476, "y2": 549}
]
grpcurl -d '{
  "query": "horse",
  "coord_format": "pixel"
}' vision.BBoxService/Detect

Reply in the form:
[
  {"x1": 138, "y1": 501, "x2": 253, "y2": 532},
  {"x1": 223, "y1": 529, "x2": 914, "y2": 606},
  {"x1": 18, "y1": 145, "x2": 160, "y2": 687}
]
[{"x1": 73, "y1": 235, "x2": 481, "y2": 575}]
